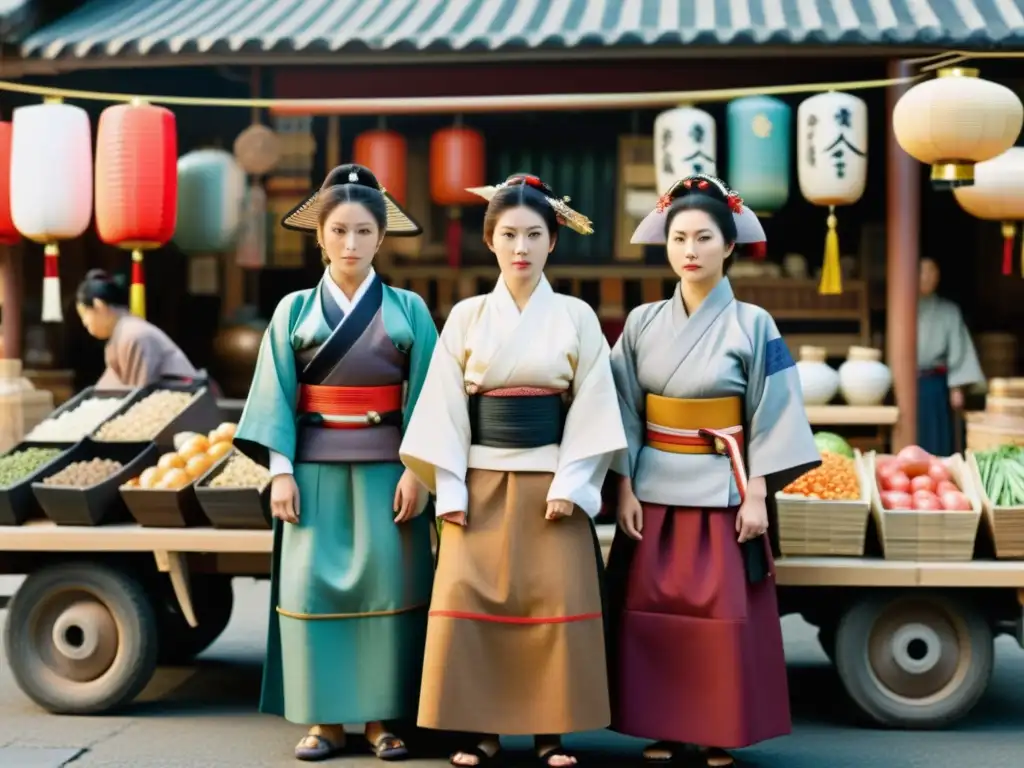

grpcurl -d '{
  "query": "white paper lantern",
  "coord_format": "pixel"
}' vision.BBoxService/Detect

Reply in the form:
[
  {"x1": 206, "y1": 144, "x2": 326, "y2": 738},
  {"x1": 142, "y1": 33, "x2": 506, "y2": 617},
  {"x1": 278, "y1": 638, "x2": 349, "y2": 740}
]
[
  {"x1": 954, "y1": 148, "x2": 1024, "y2": 276},
  {"x1": 797, "y1": 92, "x2": 868, "y2": 207},
  {"x1": 11, "y1": 100, "x2": 94, "y2": 323},
  {"x1": 653, "y1": 107, "x2": 717, "y2": 194}
]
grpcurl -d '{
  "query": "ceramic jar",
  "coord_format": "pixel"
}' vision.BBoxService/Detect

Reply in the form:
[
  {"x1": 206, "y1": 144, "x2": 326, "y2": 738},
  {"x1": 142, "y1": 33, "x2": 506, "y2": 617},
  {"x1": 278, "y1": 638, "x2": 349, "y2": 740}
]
[
  {"x1": 796, "y1": 345, "x2": 840, "y2": 405},
  {"x1": 839, "y1": 346, "x2": 893, "y2": 406}
]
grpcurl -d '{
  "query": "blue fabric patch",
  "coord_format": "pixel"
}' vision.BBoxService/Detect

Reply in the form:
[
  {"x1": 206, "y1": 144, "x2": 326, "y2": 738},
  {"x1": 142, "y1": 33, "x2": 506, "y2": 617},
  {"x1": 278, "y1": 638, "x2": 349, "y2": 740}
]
[{"x1": 764, "y1": 337, "x2": 795, "y2": 377}]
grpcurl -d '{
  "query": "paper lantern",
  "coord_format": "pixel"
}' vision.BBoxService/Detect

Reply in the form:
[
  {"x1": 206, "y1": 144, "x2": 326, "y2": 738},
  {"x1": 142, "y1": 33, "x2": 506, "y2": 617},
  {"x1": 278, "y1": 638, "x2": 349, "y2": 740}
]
[
  {"x1": 954, "y1": 148, "x2": 1024, "y2": 276},
  {"x1": 727, "y1": 96, "x2": 792, "y2": 217},
  {"x1": 174, "y1": 149, "x2": 246, "y2": 254},
  {"x1": 797, "y1": 92, "x2": 868, "y2": 295},
  {"x1": 430, "y1": 125, "x2": 485, "y2": 267},
  {"x1": 653, "y1": 107, "x2": 717, "y2": 195},
  {"x1": 0, "y1": 122, "x2": 17, "y2": 246},
  {"x1": 10, "y1": 100, "x2": 93, "y2": 323},
  {"x1": 893, "y1": 67, "x2": 1023, "y2": 189},
  {"x1": 354, "y1": 129, "x2": 408, "y2": 205},
  {"x1": 95, "y1": 102, "x2": 178, "y2": 320}
]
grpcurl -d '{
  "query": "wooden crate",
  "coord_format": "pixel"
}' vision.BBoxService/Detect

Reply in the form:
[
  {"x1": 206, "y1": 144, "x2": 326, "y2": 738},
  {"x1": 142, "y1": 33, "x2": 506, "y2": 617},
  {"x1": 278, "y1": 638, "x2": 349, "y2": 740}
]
[
  {"x1": 775, "y1": 449, "x2": 871, "y2": 556},
  {"x1": 868, "y1": 453, "x2": 982, "y2": 561},
  {"x1": 966, "y1": 449, "x2": 1024, "y2": 559}
]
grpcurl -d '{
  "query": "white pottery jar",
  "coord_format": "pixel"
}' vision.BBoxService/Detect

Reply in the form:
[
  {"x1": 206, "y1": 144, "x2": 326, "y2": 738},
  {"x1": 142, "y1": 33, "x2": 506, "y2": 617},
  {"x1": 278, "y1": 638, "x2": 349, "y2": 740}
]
[
  {"x1": 839, "y1": 346, "x2": 893, "y2": 406},
  {"x1": 796, "y1": 345, "x2": 839, "y2": 405}
]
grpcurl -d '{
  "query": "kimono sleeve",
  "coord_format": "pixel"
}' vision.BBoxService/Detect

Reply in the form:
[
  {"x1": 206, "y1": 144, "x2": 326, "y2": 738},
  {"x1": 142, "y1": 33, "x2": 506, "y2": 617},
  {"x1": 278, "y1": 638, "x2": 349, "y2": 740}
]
[
  {"x1": 945, "y1": 303, "x2": 985, "y2": 389},
  {"x1": 743, "y1": 306, "x2": 820, "y2": 490},
  {"x1": 400, "y1": 293, "x2": 439, "y2": 432},
  {"x1": 547, "y1": 301, "x2": 628, "y2": 516},
  {"x1": 233, "y1": 293, "x2": 303, "y2": 466},
  {"x1": 399, "y1": 301, "x2": 473, "y2": 495},
  {"x1": 608, "y1": 305, "x2": 648, "y2": 479}
]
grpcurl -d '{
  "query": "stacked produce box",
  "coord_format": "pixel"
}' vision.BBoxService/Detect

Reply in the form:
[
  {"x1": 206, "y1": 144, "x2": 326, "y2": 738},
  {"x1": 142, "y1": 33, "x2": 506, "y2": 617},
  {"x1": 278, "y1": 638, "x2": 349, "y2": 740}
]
[{"x1": 968, "y1": 445, "x2": 1024, "y2": 558}]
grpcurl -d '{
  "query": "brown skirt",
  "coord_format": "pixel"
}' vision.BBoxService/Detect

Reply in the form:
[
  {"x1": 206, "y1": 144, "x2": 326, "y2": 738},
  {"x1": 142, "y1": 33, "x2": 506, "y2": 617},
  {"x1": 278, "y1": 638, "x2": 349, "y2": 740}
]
[
  {"x1": 417, "y1": 469, "x2": 610, "y2": 735},
  {"x1": 606, "y1": 503, "x2": 791, "y2": 749}
]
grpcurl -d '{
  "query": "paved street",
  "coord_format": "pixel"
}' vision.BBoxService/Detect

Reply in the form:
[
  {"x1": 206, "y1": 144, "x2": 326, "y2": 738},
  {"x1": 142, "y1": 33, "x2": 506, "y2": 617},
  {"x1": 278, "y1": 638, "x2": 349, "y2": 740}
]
[{"x1": 1, "y1": 577, "x2": 1021, "y2": 767}]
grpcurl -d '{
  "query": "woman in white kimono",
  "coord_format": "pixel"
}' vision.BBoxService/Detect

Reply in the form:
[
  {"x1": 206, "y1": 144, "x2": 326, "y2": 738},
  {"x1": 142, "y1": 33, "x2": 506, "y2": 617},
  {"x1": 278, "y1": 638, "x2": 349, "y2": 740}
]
[
  {"x1": 400, "y1": 174, "x2": 627, "y2": 768},
  {"x1": 917, "y1": 257, "x2": 984, "y2": 456},
  {"x1": 605, "y1": 175, "x2": 820, "y2": 767}
]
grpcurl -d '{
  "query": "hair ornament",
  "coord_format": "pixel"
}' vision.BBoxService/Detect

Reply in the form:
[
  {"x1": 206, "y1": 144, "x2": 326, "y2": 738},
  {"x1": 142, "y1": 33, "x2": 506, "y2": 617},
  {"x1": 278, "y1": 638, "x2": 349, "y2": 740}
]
[
  {"x1": 348, "y1": 171, "x2": 358, "y2": 182},
  {"x1": 466, "y1": 174, "x2": 594, "y2": 235}
]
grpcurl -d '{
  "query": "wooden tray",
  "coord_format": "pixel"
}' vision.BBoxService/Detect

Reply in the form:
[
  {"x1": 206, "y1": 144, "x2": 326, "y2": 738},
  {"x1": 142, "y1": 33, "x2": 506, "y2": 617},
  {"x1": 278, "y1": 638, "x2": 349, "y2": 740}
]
[
  {"x1": 0, "y1": 441, "x2": 75, "y2": 526},
  {"x1": 92, "y1": 379, "x2": 224, "y2": 451},
  {"x1": 194, "y1": 450, "x2": 271, "y2": 530},
  {"x1": 31, "y1": 440, "x2": 158, "y2": 526},
  {"x1": 868, "y1": 452, "x2": 982, "y2": 562},
  {"x1": 966, "y1": 449, "x2": 1024, "y2": 559},
  {"x1": 24, "y1": 386, "x2": 142, "y2": 444},
  {"x1": 775, "y1": 449, "x2": 871, "y2": 557}
]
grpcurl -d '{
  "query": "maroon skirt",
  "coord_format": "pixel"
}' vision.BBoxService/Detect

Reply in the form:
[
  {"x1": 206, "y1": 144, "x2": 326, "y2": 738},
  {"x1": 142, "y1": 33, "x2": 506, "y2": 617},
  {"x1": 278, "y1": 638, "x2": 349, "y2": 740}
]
[{"x1": 605, "y1": 503, "x2": 790, "y2": 749}]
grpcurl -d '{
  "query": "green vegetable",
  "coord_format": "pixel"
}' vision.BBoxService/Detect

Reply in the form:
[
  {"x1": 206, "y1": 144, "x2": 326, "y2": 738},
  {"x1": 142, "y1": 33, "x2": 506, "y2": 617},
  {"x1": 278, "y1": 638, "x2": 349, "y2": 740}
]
[
  {"x1": 814, "y1": 431, "x2": 854, "y2": 459},
  {"x1": 974, "y1": 445, "x2": 1024, "y2": 507},
  {"x1": 0, "y1": 447, "x2": 63, "y2": 488}
]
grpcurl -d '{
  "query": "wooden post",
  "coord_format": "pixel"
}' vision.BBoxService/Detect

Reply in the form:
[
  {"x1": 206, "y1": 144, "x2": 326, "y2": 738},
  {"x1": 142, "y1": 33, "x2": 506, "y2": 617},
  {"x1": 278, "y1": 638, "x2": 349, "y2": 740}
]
[
  {"x1": 1, "y1": 244, "x2": 22, "y2": 358},
  {"x1": 886, "y1": 59, "x2": 919, "y2": 449}
]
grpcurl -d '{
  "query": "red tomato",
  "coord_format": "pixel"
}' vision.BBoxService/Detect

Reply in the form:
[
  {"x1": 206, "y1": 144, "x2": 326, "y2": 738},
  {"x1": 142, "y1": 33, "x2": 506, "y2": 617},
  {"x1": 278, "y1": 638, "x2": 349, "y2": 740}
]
[
  {"x1": 880, "y1": 490, "x2": 913, "y2": 510},
  {"x1": 936, "y1": 480, "x2": 959, "y2": 495},
  {"x1": 911, "y1": 475, "x2": 935, "y2": 494},
  {"x1": 927, "y1": 461, "x2": 952, "y2": 484},
  {"x1": 876, "y1": 456, "x2": 897, "y2": 472},
  {"x1": 897, "y1": 445, "x2": 933, "y2": 478},
  {"x1": 883, "y1": 471, "x2": 911, "y2": 493},
  {"x1": 940, "y1": 491, "x2": 972, "y2": 511},
  {"x1": 913, "y1": 494, "x2": 943, "y2": 511}
]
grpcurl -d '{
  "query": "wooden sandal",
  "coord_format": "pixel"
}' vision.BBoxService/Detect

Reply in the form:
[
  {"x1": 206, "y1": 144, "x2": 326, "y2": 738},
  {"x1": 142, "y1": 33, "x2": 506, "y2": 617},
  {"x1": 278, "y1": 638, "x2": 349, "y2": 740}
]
[
  {"x1": 450, "y1": 745, "x2": 502, "y2": 766},
  {"x1": 294, "y1": 733, "x2": 345, "y2": 761},
  {"x1": 537, "y1": 746, "x2": 578, "y2": 766},
  {"x1": 372, "y1": 732, "x2": 408, "y2": 761},
  {"x1": 703, "y1": 748, "x2": 735, "y2": 767},
  {"x1": 642, "y1": 741, "x2": 680, "y2": 763}
]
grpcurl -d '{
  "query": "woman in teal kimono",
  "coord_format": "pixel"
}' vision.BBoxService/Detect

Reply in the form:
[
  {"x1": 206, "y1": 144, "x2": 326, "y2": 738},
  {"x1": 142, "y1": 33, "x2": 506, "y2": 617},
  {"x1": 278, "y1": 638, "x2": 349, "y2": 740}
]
[{"x1": 234, "y1": 164, "x2": 438, "y2": 762}]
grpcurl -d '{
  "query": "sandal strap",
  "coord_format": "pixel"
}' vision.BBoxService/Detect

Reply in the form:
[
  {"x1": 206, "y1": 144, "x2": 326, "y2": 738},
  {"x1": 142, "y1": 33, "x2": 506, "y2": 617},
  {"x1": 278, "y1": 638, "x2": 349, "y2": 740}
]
[
  {"x1": 539, "y1": 747, "x2": 575, "y2": 763},
  {"x1": 451, "y1": 745, "x2": 493, "y2": 765}
]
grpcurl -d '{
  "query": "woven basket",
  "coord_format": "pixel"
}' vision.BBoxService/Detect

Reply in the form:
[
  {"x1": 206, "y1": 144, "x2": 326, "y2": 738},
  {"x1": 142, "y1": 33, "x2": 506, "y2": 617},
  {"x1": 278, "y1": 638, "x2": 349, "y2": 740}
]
[
  {"x1": 776, "y1": 449, "x2": 870, "y2": 556},
  {"x1": 868, "y1": 452, "x2": 981, "y2": 561},
  {"x1": 966, "y1": 450, "x2": 1024, "y2": 559}
]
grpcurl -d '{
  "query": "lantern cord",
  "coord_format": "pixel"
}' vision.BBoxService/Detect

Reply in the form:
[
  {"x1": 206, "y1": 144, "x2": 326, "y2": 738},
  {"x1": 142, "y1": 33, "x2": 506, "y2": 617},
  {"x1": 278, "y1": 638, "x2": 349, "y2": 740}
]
[
  {"x1": 818, "y1": 207, "x2": 842, "y2": 296},
  {"x1": 0, "y1": 69, "x2": 942, "y2": 115},
  {"x1": 41, "y1": 243, "x2": 62, "y2": 323},
  {"x1": 130, "y1": 249, "x2": 146, "y2": 319}
]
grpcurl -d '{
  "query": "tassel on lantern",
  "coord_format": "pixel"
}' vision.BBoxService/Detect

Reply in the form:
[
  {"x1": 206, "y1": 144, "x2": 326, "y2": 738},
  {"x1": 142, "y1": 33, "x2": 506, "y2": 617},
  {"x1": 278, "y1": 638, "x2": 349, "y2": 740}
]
[
  {"x1": 130, "y1": 250, "x2": 146, "y2": 318},
  {"x1": 1001, "y1": 222, "x2": 1015, "y2": 277},
  {"x1": 42, "y1": 243, "x2": 62, "y2": 322},
  {"x1": 447, "y1": 207, "x2": 463, "y2": 268},
  {"x1": 818, "y1": 206, "x2": 842, "y2": 295}
]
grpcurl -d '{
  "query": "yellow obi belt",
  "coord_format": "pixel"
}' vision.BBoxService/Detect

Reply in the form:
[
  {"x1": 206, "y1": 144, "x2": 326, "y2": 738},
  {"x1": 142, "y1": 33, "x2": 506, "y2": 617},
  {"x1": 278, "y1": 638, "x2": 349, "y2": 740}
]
[{"x1": 645, "y1": 394, "x2": 744, "y2": 456}]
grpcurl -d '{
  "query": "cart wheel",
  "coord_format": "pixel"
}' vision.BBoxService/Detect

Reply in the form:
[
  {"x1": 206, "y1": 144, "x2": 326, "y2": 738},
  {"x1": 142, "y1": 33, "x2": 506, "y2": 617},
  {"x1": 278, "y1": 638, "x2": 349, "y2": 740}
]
[
  {"x1": 3, "y1": 561, "x2": 159, "y2": 715},
  {"x1": 156, "y1": 574, "x2": 234, "y2": 664},
  {"x1": 834, "y1": 591, "x2": 993, "y2": 728}
]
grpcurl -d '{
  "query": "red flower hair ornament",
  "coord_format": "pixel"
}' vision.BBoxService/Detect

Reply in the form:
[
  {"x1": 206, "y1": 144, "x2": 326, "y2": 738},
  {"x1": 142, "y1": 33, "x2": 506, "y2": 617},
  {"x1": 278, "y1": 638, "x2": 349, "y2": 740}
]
[{"x1": 466, "y1": 174, "x2": 594, "y2": 235}]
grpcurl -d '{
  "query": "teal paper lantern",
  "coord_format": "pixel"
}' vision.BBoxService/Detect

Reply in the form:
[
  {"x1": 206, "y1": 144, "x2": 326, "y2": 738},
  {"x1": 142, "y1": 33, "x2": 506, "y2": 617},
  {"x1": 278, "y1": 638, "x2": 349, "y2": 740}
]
[
  {"x1": 726, "y1": 96, "x2": 792, "y2": 214},
  {"x1": 174, "y1": 148, "x2": 247, "y2": 253}
]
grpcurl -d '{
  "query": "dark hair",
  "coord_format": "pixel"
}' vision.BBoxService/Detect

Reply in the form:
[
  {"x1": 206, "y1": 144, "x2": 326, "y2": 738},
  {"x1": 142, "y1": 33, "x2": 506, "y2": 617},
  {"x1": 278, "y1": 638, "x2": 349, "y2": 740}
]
[
  {"x1": 316, "y1": 164, "x2": 388, "y2": 265},
  {"x1": 663, "y1": 192, "x2": 738, "y2": 245},
  {"x1": 76, "y1": 269, "x2": 128, "y2": 308},
  {"x1": 482, "y1": 174, "x2": 560, "y2": 247}
]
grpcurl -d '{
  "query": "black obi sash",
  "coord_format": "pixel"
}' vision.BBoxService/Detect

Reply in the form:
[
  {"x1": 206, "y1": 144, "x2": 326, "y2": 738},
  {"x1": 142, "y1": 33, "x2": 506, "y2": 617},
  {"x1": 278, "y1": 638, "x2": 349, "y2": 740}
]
[{"x1": 468, "y1": 391, "x2": 566, "y2": 449}]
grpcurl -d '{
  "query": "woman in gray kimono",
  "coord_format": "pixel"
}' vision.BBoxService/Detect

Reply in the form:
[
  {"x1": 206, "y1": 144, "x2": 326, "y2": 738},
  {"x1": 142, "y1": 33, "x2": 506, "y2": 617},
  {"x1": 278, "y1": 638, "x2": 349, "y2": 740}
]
[
  {"x1": 76, "y1": 269, "x2": 201, "y2": 388},
  {"x1": 917, "y1": 257, "x2": 984, "y2": 456},
  {"x1": 605, "y1": 174, "x2": 820, "y2": 767}
]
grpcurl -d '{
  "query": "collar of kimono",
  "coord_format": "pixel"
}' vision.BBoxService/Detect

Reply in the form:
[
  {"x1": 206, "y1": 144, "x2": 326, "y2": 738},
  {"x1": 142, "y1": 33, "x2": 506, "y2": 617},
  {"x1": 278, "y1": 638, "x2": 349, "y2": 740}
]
[
  {"x1": 494, "y1": 272, "x2": 553, "y2": 316},
  {"x1": 322, "y1": 266, "x2": 377, "y2": 315},
  {"x1": 672, "y1": 275, "x2": 734, "y2": 323}
]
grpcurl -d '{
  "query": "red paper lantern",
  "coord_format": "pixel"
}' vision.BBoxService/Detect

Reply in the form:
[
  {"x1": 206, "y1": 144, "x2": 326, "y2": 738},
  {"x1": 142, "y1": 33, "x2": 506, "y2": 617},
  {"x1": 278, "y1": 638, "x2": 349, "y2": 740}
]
[
  {"x1": 95, "y1": 101, "x2": 178, "y2": 319},
  {"x1": 430, "y1": 126, "x2": 485, "y2": 266},
  {"x1": 0, "y1": 122, "x2": 17, "y2": 245},
  {"x1": 354, "y1": 130, "x2": 408, "y2": 205}
]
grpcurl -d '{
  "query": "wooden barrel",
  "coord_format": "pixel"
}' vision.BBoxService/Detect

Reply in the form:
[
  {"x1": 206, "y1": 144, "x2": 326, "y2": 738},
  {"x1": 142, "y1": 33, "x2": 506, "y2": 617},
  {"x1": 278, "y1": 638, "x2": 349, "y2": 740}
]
[
  {"x1": 975, "y1": 332, "x2": 1017, "y2": 379},
  {"x1": 985, "y1": 377, "x2": 1024, "y2": 417}
]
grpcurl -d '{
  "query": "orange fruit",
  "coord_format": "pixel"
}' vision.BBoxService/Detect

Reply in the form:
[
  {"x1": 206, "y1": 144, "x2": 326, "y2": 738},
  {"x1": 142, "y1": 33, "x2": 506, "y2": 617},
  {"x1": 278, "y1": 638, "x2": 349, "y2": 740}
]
[
  {"x1": 207, "y1": 441, "x2": 232, "y2": 461},
  {"x1": 139, "y1": 466, "x2": 165, "y2": 489},
  {"x1": 185, "y1": 453, "x2": 213, "y2": 480},
  {"x1": 158, "y1": 452, "x2": 186, "y2": 471},
  {"x1": 178, "y1": 435, "x2": 210, "y2": 457},
  {"x1": 159, "y1": 468, "x2": 191, "y2": 490}
]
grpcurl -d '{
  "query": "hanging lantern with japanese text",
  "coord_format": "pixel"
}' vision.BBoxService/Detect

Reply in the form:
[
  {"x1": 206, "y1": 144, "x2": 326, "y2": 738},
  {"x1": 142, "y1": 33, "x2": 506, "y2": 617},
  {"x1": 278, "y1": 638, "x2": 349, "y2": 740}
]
[
  {"x1": 653, "y1": 106, "x2": 717, "y2": 195},
  {"x1": 727, "y1": 96, "x2": 791, "y2": 216},
  {"x1": 355, "y1": 129, "x2": 408, "y2": 206},
  {"x1": 174, "y1": 149, "x2": 247, "y2": 254},
  {"x1": 95, "y1": 101, "x2": 178, "y2": 319},
  {"x1": 0, "y1": 122, "x2": 17, "y2": 246},
  {"x1": 953, "y1": 148, "x2": 1024, "y2": 276},
  {"x1": 893, "y1": 67, "x2": 1023, "y2": 189},
  {"x1": 797, "y1": 91, "x2": 868, "y2": 295},
  {"x1": 430, "y1": 123, "x2": 485, "y2": 267},
  {"x1": 10, "y1": 99, "x2": 93, "y2": 323}
]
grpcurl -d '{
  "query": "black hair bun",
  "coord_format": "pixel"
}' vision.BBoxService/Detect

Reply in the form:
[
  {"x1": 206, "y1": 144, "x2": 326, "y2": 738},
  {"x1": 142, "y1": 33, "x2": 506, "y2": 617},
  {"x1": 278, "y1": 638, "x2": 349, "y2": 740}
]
[
  {"x1": 669, "y1": 174, "x2": 732, "y2": 206},
  {"x1": 504, "y1": 173, "x2": 557, "y2": 199},
  {"x1": 321, "y1": 163, "x2": 381, "y2": 193},
  {"x1": 84, "y1": 268, "x2": 112, "y2": 283}
]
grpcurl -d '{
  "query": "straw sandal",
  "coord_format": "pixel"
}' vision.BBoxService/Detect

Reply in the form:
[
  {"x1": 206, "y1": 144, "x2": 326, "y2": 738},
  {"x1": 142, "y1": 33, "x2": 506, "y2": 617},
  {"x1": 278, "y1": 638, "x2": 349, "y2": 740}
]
[
  {"x1": 372, "y1": 732, "x2": 408, "y2": 761},
  {"x1": 294, "y1": 733, "x2": 345, "y2": 761}
]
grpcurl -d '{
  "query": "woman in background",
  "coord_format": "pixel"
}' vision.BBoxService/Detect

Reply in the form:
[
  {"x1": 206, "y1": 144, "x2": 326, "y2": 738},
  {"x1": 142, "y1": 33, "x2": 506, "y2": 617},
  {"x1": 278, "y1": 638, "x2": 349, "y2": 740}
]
[
  {"x1": 76, "y1": 269, "x2": 200, "y2": 388},
  {"x1": 918, "y1": 256, "x2": 984, "y2": 456},
  {"x1": 606, "y1": 174, "x2": 819, "y2": 767},
  {"x1": 233, "y1": 164, "x2": 437, "y2": 762}
]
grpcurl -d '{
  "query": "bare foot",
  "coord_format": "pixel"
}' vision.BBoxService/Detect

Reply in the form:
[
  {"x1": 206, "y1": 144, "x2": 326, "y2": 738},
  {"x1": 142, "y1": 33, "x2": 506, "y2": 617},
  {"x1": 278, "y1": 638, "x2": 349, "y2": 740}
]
[
  {"x1": 295, "y1": 724, "x2": 346, "y2": 755},
  {"x1": 537, "y1": 743, "x2": 577, "y2": 767},
  {"x1": 451, "y1": 737, "x2": 500, "y2": 766}
]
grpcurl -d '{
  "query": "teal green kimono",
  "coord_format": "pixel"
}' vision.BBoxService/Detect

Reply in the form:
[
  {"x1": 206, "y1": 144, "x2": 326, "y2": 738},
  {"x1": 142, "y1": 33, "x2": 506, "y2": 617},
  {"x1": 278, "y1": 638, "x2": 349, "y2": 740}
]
[{"x1": 234, "y1": 275, "x2": 437, "y2": 725}]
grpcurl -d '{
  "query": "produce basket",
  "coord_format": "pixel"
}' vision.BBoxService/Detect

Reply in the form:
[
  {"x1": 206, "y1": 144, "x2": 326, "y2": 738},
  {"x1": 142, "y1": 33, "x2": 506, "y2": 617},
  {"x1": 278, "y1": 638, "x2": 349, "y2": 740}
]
[
  {"x1": 91, "y1": 379, "x2": 223, "y2": 450},
  {"x1": 31, "y1": 439, "x2": 158, "y2": 526},
  {"x1": 0, "y1": 441, "x2": 76, "y2": 526},
  {"x1": 966, "y1": 449, "x2": 1024, "y2": 559},
  {"x1": 194, "y1": 449, "x2": 272, "y2": 530},
  {"x1": 119, "y1": 468, "x2": 210, "y2": 529},
  {"x1": 23, "y1": 386, "x2": 142, "y2": 444},
  {"x1": 775, "y1": 449, "x2": 871, "y2": 556},
  {"x1": 868, "y1": 452, "x2": 982, "y2": 561},
  {"x1": 964, "y1": 411, "x2": 1024, "y2": 452}
]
